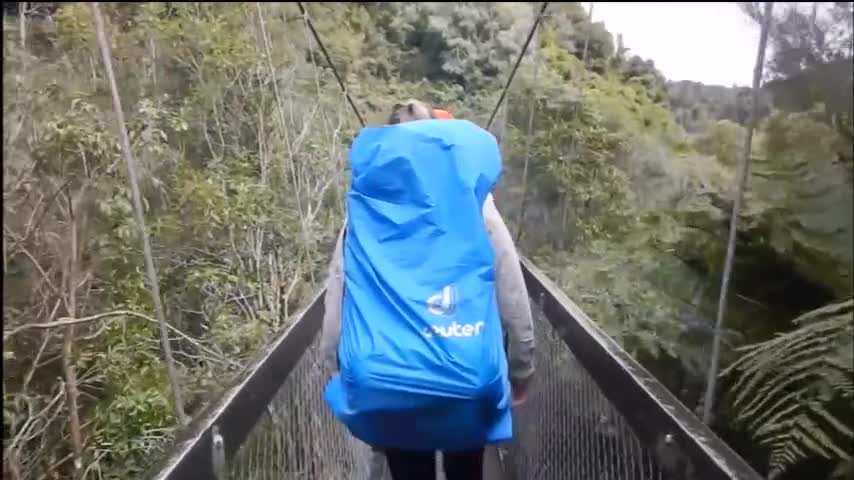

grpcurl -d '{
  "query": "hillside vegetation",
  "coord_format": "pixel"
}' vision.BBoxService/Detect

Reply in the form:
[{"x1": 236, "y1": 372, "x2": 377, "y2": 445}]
[{"x1": 3, "y1": 2, "x2": 852, "y2": 479}]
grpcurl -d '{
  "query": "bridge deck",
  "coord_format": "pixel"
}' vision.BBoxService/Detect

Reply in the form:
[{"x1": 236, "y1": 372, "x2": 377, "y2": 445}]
[{"x1": 149, "y1": 259, "x2": 763, "y2": 480}]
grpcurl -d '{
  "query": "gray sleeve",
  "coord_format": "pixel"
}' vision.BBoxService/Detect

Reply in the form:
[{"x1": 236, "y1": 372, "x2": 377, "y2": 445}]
[
  {"x1": 319, "y1": 226, "x2": 345, "y2": 372},
  {"x1": 483, "y1": 195, "x2": 536, "y2": 391}
]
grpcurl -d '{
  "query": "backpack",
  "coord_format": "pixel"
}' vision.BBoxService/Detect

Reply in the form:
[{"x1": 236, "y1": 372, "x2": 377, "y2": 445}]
[{"x1": 324, "y1": 118, "x2": 512, "y2": 450}]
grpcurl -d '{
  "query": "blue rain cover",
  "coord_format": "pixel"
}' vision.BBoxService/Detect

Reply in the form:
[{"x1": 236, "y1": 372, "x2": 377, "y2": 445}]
[{"x1": 324, "y1": 119, "x2": 512, "y2": 451}]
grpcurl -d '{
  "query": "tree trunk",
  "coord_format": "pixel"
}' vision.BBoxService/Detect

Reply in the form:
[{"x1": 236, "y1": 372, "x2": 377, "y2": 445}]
[
  {"x1": 18, "y1": 2, "x2": 26, "y2": 50},
  {"x1": 149, "y1": 35, "x2": 157, "y2": 90},
  {"x1": 581, "y1": 2, "x2": 594, "y2": 64},
  {"x1": 62, "y1": 195, "x2": 84, "y2": 478}
]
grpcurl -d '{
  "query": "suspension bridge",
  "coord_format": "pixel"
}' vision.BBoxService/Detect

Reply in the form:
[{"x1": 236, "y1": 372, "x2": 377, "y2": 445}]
[{"x1": 76, "y1": 2, "x2": 773, "y2": 478}]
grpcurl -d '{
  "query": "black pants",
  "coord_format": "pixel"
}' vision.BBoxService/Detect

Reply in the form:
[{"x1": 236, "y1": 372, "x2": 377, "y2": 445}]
[{"x1": 384, "y1": 447, "x2": 484, "y2": 480}]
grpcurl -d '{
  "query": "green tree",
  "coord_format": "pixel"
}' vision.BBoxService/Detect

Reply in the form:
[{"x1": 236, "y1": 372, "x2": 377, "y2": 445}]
[{"x1": 693, "y1": 120, "x2": 748, "y2": 166}]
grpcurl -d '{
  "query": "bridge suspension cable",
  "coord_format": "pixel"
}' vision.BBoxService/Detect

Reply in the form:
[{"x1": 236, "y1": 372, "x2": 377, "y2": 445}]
[
  {"x1": 296, "y1": 2, "x2": 549, "y2": 131},
  {"x1": 296, "y1": 1, "x2": 366, "y2": 128},
  {"x1": 486, "y1": 2, "x2": 550, "y2": 130}
]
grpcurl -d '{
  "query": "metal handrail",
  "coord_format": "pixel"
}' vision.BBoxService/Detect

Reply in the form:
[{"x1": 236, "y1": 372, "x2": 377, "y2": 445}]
[
  {"x1": 147, "y1": 289, "x2": 326, "y2": 480},
  {"x1": 521, "y1": 257, "x2": 762, "y2": 480}
]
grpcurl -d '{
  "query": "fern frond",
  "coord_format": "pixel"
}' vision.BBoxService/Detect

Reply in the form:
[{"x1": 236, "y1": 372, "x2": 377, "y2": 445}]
[
  {"x1": 791, "y1": 300, "x2": 854, "y2": 326},
  {"x1": 723, "y1": 318, "x2": 842, "y2": 382},
  {"x1": 768, "y1": 435, "x2": 805, "y2": 469},
  {"x1": 725, "y1": 298, "x2": 854, "y2": 475},
  {"x1": 745, "y1": 391, "x2": 802, "y2": 433},
  {"x1": 792, "y1": 412, "x2": 850, "y2": 460},
  {"x1": 808, "y1": 403, "x2": 854, "y2": 441},
  {"x1": 734, "y1": 356, "x2": 824, "y2": 416}
]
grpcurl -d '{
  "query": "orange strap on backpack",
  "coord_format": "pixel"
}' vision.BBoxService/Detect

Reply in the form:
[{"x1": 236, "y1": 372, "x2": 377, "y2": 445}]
[{"x1": 433, "y1": 109, "x2": 454, "y2": 120}]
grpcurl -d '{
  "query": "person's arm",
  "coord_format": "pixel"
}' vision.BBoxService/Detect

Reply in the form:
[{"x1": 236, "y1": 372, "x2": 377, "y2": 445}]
[
  {"x1": 319, "y1": 226, "x2": 345, "y2": 372},
  {"x1": 482, "y1": 195, "x2": 535, "y2": 397}
]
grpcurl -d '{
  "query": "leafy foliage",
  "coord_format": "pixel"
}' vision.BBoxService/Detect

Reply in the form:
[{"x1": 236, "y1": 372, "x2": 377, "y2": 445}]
[
  {"x1": 3, "y1": 2, "x2": 351, "y2": 476},
  {"x1": 751, "y1": 111, "x2": 854, "y2": 298},
  {"x1": 381, "y1": 2, "x2": 536, "y2": 90},
  {"x1": 722, "y1": 299, "x2": 854, "y2": 477}
]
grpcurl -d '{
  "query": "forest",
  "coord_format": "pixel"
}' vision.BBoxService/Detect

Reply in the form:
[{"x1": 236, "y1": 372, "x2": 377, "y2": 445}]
[{"x1": 2, "y1": 2, "x2": 852, "y2": 479}]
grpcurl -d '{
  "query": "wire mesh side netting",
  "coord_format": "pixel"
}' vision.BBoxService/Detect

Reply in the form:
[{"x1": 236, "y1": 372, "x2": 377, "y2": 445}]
[
  {"x1": 226, "y1": 298, "x2": 665, "y2": 480},
  {"x1": 501, "y1": 300, "x2": 666, "y2": 480},
  {"x1": 226, "y1": 333, "x2": 389, "y2": 480}
]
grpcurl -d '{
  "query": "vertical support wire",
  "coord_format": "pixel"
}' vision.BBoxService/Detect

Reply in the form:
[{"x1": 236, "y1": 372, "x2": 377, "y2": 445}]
[
  {"x1": 701, "y1": 1, "x2": 774, "y2": 425},
  {"x1": 514, "y1": 21, "x2": 541, "y2": 244},
  {"x1": 87, "y1": 2, "x2": 188, "y2": 425}
]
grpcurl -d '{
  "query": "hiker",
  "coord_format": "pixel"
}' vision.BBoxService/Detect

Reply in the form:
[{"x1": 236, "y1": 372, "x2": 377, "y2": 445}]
[{"x1": 321, "y1": 100, "x2": 535, "y2": 480}]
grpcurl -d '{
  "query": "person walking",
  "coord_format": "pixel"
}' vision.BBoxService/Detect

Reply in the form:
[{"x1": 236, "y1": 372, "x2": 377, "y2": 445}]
[{"x1": 321, "y1": 99, "x2": 535, "y2": 480}]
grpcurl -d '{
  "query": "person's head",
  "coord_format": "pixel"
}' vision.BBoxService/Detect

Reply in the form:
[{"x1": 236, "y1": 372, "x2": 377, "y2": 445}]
[
  {"x1": 387, "y1": 99, "x2": 435, "y2": 124},
  {"x1": 387, "y1": 99, "x2": 455, "y2": 124}
]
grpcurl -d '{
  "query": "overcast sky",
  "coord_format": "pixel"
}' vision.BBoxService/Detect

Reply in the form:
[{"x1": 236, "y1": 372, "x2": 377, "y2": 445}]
[{"x1": 589, "y1": 2, "x2": 762, "y2": 87}]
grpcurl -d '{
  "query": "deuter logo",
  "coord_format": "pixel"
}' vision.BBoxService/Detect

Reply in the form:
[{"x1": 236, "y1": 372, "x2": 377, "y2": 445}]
[
  {"x1": 424, "y1": 284, "x2": 484, "y2": 338},
  {"x1": 427, "y1": 285, "x2": 456, "y2": 316},
  {"x1": 423, "y1": 321, "x2": 485, "y2": 338}
]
